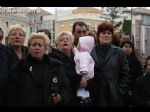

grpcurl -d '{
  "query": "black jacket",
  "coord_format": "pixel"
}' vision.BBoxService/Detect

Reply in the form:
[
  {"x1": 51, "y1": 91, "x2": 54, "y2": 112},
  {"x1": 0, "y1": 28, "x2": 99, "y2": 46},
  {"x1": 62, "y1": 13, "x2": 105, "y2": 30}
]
[
  {"x1": 88, "y1": 44, "x2": 130, "y2": 106},
  {"x1": 5, "y1": 45, "x2": 28, "y2": 73},
  {"x1": 126, "y1": 55, "x2": 143, "y2": 89},
  {"x1": 132, "y1": 73, "x2": 150, "y2": 106},
  {"x1": 0, "y1": 44, "x2": 8, "y2": 106},
  {"x1": 7, "y1": 54, "x2": 72, "y2": 106},
  {"x1": 48, "y1": 49, "x2": 82, "y2": 106}
]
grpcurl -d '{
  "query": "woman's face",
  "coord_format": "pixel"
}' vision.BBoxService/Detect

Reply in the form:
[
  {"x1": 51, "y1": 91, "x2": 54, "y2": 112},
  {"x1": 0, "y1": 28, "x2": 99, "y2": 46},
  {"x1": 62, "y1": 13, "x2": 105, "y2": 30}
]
[
  {"x1": 57, "y1": 34, "x2": 73, "y2": 53},
  {"x1": 146, "y1": 59, "x2": 150, "y2": 73},
  {"x1": 8, "y1": 29, "x2": 25, "y2": 47},
  {"x1": 122, "y1": 43, "x2": 133, "y2": 55},
  {"x1": 98, "y1": 31, "x2": 112, "y2": 45},
  {"x1": 29, "y1": 38, "x2": 45, "y2": 60}
]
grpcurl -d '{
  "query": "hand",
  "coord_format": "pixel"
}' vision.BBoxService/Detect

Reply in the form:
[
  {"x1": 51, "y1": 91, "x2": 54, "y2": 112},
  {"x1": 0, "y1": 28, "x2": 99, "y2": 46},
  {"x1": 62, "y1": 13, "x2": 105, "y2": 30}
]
[
  {"x1": 128, "y1": 90, "x2": 133, "y2": 96},
  {"x1": 51, "y1": 93, "x2": 62, "y2": 104},
  {"x1": 80, "y1": 77, "x2": 87, "y2": 88}
]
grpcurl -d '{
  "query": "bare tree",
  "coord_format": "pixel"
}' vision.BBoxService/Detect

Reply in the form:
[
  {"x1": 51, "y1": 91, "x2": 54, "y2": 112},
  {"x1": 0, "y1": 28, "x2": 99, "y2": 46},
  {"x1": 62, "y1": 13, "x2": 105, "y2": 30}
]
[{"x1": 101, "y1": 7, "x2": 126, "y2": 32}]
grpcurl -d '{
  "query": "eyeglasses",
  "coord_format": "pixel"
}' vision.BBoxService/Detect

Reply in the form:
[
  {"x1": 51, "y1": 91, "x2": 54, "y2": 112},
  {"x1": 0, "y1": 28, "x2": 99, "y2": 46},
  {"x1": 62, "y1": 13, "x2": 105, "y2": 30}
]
[
  {"x1": 10, "y1": 32, "x2": 25, "y2": 37},
  {"x1": 59, "y1": 37, "x2": 71, "y2": 41}
]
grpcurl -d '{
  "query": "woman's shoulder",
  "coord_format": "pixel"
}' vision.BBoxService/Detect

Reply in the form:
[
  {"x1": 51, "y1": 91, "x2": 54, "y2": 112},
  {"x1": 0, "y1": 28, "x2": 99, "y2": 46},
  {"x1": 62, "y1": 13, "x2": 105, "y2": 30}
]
[
  {"x1": 48, "y1": 49, "x2": 63, "y2": 59},
  {"x1": 47, "y1": 55, "x2": 64, "y2": 66},
  {"x1": 111, "y1": 44, "x2": 122, "y2": 51},
  {"x1": 111, "y1": 45, "x2": 126, "y2": 55}
]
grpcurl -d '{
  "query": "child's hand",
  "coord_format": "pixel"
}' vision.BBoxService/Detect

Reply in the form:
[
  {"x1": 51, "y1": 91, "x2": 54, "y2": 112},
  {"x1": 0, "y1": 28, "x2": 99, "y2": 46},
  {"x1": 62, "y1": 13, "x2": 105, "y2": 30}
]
[{"x1": 80, "y1": 77, "x2": 87, "y2": 88}]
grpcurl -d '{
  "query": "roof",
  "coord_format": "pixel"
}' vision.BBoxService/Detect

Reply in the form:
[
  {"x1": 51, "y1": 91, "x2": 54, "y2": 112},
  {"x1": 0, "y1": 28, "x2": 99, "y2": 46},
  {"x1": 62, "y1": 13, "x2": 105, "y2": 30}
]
[
  {"x1": 133, "y1": 7, "x2": 150, "y2": 14},
  {"x1": 123, "y1": 7, "x2": 150, "y2": 15},
  {"x1": 72, "y1": 7, "x2": 102, "y2": 14},
  {"x1": 35, "y1": 7, "x2": 52, "y2": 15}
]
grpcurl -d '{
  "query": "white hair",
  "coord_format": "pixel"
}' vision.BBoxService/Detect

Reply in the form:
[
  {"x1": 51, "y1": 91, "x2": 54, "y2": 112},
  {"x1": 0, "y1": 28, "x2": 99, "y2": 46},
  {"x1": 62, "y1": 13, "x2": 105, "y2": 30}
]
[
  {"x1": 55, "y1": 31, "x2": 74, "y2": 46},
  {"x1": 8, "y1": 24, "x2": 26, "y2": 36},
  {"x1": 28, "y1": 32, "x2": 50, "y2": 50}
]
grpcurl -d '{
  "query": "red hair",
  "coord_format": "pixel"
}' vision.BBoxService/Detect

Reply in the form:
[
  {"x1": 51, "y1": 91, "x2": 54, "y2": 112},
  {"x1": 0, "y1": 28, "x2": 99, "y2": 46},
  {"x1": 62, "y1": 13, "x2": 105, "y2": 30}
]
[{"x1": 97, "y1": 22, "x2": 113, "y2": 38}]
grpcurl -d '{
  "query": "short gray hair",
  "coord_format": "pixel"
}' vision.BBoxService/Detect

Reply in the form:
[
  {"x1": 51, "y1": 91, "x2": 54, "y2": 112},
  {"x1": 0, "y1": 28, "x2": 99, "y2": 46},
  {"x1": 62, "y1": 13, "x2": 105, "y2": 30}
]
[
  {"x1": 56, "y1": 31, "x2": 74, "y2": 46},
  {"x1": 28, "y1": 32, "x2": 50, "y2": 50},
  {"x1": 7, "y1": 24, "x2": 26, "y2": 37}
]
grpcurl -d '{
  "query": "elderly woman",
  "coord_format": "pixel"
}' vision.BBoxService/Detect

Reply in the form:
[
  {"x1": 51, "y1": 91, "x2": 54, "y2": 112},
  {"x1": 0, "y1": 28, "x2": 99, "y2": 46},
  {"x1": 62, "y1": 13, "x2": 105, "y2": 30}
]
[
  {"x1": 48, "y1": 31, "x2": 87, "y2": 106},
  {"x1": 88, "y1": 22, "x2": 130, "y2": 107},
  {"x1": 7, "y1": 32, "x2": 71, "y2": 106},
  {"x1": 37, "y1": 28, "x2": 57, "y2": 54},
  {"x1": 5, "y1": 24, "x2": 28, "y2": 72}
]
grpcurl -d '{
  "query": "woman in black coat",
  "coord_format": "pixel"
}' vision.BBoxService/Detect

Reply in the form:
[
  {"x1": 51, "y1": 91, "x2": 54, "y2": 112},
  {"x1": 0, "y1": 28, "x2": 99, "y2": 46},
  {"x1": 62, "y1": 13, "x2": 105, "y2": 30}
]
[
  {"x1": 5, "y1": 24, "x2": 28, "y2": 73},
  {"x1": 48, "y1": 31, "x2": 87, "y2": 106},
  {"x1": 120, "y1": 41, "x2": 143, "y2": 106},
  {"x1": 88, "y1": 22, "x2": 130, "y2": 107},
  {"x1": 0, "y1": 44, "x2": 8, "y2": 106},
  {"x1": 120, "y1": 41, "x2": 143, "y2": 80},
  {"x1": 7, "y1": 32, "x2": 71, "y2": 106},
  {"x1": 132, "y1": 56, "x2": 150, "y2": 106}
]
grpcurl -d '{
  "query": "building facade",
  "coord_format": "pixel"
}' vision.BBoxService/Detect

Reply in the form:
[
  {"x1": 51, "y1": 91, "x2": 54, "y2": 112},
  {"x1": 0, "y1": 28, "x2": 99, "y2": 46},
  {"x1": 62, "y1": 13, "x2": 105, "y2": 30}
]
[
  {"x1": 123, "y1": 7, "x2": 150, "y2": 59},
  {"x1": 133, "y1": 8, "x2": 150, "y2": 57},
  {"x1": 56, "y1": 7, "x2": 105, "y2": 36},
  {"x1": 0, "y1": 7, "x2": 56, "y2": 47},
  {"x1": 0, "y1": 7, "x2": 30, "y2": 45},
  {"x1": 27, "y1": 7, "x2": 56, "y2": 47}
]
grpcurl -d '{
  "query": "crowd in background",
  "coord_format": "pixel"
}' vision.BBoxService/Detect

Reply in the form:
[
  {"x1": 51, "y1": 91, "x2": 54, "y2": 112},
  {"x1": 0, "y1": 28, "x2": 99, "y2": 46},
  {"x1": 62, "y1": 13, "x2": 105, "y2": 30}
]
[{"x1": 0, "y1": 21, "x2": 150, "y2": 107}]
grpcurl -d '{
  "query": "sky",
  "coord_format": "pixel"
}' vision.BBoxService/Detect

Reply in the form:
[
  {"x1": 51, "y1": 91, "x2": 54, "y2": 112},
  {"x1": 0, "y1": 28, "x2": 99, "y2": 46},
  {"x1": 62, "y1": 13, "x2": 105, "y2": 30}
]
[
  {"x1": 29, "y1": 7, "x2": 150, "y2": 14},
  {"x1": 29, "y1": 7, "x2": 78, "y2": 14},
  {"x1": 29, "y1": 7, "x2": 101, "y2": 14}
]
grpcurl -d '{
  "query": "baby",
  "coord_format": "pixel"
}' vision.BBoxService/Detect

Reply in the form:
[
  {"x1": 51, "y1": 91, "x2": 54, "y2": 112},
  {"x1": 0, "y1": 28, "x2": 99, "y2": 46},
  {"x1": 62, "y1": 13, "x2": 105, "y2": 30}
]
[{"x1": 73, "y1": 36, "x2": 95, "y2": 100}]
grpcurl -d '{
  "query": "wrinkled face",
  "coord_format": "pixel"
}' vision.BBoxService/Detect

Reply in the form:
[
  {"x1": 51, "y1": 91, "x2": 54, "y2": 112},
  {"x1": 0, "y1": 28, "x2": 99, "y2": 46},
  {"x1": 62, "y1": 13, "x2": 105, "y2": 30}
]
[
  {"x1": 146, "y1": 60, "x2": 150, "y2": 73},
  {"x1": 99, "y1": 31, "x2": 112, "y2": 45},
  {"x1": 122, "y1": 43, "x2": 133, "y2": 55},
  {"x1": 8, "y1": 29, "x2": 25, "y2": 47},
  {"x1": 29, "y1": 39, "x2": 45, "y2": 60},
  {"x1": 57, "y1": 34, "x2": 73, "y2": 53},
  {"x1": 121, "y1": 34, "x2": 129, "y2": 41}
]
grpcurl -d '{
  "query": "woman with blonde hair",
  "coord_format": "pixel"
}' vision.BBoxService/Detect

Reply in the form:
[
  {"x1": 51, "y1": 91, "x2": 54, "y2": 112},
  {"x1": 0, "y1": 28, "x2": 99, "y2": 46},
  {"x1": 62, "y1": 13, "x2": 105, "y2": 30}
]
[
  {"x1": 6, "y1": 24, "x2": 28, "y2": 72},
  {"x1": 7, "y1": 32, "x2": 71, "y2": 106},
  {"x1": 49, "y1": 31, "x2": 88, "y2": 106}
]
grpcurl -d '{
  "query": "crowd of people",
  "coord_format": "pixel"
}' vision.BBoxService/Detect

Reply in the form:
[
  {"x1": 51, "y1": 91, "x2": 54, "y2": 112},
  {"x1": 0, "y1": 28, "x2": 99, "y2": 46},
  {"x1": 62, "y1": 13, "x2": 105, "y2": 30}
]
[{"x1": 0, "y1": 21, "x2": 149, "y2": 107}]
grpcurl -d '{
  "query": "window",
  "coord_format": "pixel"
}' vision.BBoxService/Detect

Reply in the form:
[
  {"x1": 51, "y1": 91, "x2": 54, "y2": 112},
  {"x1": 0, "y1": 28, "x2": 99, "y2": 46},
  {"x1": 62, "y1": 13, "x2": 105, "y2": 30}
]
[
  {"x1": 143, "y1": 15, "x2": 150, "y2": 25},
  {"x1": 6, "y1": 22, "x2": 9, "y2": 27},
  {"x1": 87, "y1": 25, "x2": 90, "y2": 30},
  {"x1": 70, "y1": 22, "x2": 73, "y2": 27},
  {"x1": 36, "y1": 26, "x2": 38, "y2": 31},
  {"x1": 60, "y1": 22, "x2": 64, "y2": 28},
  {"x1": 40, "y1": 16, "x2": 43, "y2": 22},
  {"x1": 145, "y1": 27, "x2": 150, "y2": 40},
  {"x1": 30, "y1": 27, "x2": 32, "y2": 33}
]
